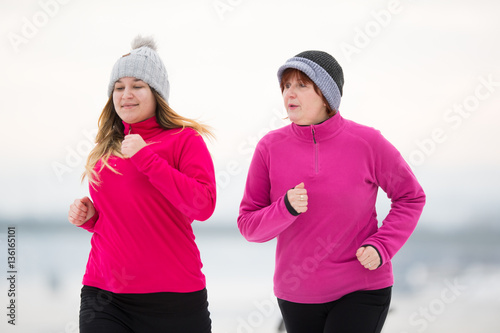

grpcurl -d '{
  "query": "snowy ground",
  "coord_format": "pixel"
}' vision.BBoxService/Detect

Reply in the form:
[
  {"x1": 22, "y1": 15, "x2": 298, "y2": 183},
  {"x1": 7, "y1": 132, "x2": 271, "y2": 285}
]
[{"x1": 0, "y1": 224, "x2": 498, "y2": 333}]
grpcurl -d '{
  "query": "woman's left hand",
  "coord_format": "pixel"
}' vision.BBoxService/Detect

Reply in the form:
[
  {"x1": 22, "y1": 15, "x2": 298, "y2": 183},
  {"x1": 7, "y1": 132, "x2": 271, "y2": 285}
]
[
  {"x1": 121, "y1": 134, "x2": 147, "y2": 158},
  {"x1": 356, "y1": 246, "x2": 381, "y2": 271}
]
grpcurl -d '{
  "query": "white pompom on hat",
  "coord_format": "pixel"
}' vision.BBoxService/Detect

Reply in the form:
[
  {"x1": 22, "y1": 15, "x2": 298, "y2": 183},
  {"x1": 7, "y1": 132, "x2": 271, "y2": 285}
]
[{"x1": 107, "y1": 35, "x2": 170, "y2": 102}]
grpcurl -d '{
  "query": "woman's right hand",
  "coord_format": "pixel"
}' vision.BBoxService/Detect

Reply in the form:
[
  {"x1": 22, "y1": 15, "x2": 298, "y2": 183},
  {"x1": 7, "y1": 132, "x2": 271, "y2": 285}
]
[
  {"x1": 287, "y1": 182, "x2": 308, "y2": 213},
  {"x1": 68, "y1": 197, "x2": 96, "y2": 226}
]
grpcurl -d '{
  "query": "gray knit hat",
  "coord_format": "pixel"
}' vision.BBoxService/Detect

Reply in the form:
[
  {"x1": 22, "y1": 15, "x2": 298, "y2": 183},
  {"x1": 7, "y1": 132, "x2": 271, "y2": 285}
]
[
  {"x1": 277, "y1": 50, "x2": 344, "y2": 112},
  {"x1": 108, "y1": 35, "x2": 170, "y2": 102}
]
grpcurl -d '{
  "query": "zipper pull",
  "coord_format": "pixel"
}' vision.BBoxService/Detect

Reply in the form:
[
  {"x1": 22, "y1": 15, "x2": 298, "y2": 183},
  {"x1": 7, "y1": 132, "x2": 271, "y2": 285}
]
[
  {"x1": 128, "y1": 124, "x2": 132, "y2": 135},
  {"x1": 311, "y1": 127, "x2": 317, "y2": 144}
]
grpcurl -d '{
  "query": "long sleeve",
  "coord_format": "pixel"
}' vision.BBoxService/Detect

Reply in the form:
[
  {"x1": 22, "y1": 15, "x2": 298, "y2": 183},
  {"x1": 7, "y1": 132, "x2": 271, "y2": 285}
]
[
  {"x1": 79, "y1": 209, "x2": 99, "y2": 233},
  {"x1": 238, "y1": 142, "x2": 299, "y2": 242},
  {"x1": 81, "y1": 122, "x2": 214, "y2": 294},
  {"x1": 237, "y1": 115, "x2": 426, "y2": 303},
  {"x1": 130, "y1": 131, "x2": 216, "y2": 222},
  {"x1": 362, "y1": 133, "x2": 426, "y2": 266}
]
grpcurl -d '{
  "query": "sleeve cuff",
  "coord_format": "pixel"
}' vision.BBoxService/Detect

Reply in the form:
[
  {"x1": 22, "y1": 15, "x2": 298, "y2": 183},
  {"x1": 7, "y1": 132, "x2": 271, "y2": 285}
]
[
  {"x1": 284, "y1": 193, "x2": 300, "y2": 216},
  {"x1": 79, "y1": 211, "x2": 99, "y2": 232},
  {"x1": 362, "y1": 244, "x2": 383, "y2": 268},
  {"x1": 129, "y1": 145, "x2": 154, "y2": 169}
]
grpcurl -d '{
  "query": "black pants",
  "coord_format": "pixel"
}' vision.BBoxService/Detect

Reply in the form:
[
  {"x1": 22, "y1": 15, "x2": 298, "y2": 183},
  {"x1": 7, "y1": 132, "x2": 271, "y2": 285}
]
[
  {"x1": 79, "y1": 286, "x2": 211, "y2": 333},
  {"x1": 278, "y1": 287, "x2": 392, "y2": 333}
]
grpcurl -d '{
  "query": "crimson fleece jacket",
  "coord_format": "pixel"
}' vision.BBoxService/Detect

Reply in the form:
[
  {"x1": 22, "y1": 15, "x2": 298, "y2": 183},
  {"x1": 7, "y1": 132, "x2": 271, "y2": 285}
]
[{"x1": 80, "y1": 116, "x2": 216, "y2": 293}]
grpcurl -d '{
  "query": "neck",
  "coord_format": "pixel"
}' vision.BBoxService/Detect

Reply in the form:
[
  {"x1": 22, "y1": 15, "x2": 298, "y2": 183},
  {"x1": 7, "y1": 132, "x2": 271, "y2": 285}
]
[{"x1": 122, "y1": 116, "x2": 163, "y2": 140}]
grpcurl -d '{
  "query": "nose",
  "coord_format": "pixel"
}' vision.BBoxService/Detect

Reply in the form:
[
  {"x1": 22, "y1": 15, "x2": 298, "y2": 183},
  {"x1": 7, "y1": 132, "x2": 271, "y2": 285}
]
[
  {"x1": 123, "y1": 86, "x2": 133, "y2": 99},
  {"x1": 284, "y1": 86, "x2": 296, "y2": 99}
]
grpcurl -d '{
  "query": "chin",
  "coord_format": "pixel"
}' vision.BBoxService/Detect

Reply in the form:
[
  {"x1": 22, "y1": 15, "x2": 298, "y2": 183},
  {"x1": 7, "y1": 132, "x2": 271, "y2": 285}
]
[{"x1": 287, "y1": 112, "x2": 298, "y2": 122}]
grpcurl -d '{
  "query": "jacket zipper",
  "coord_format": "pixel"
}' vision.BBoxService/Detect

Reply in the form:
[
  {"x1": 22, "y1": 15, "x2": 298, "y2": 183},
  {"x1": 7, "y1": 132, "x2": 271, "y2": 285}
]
[
  {"x1": 128, "y1": 124, "x2": 132, "y2": 135},
  {"x1": 312, "y1": 127, "x2": 319, "y2": 174}
]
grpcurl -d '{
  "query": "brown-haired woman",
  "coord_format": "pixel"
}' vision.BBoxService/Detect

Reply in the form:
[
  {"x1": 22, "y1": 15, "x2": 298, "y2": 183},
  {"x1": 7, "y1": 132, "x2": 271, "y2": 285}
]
[{"x1": 238, "y1": 50, "x2": 425, "y2": 332}]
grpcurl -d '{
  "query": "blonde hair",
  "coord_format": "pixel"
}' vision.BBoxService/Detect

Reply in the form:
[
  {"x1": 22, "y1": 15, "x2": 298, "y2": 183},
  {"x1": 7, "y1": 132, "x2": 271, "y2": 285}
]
[{"x1": 82, "y1": 89, "x2": 214, "y2": 187}]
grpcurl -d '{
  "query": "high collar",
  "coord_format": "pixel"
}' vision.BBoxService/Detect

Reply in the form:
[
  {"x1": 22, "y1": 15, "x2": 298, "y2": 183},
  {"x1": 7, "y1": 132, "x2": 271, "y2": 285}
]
[
  {"x1": 290, "y1": 112, "x2": 346, "y2": 143},
  {"x1": 122, "y1": 116, "x2": 164, "y2": 140}
]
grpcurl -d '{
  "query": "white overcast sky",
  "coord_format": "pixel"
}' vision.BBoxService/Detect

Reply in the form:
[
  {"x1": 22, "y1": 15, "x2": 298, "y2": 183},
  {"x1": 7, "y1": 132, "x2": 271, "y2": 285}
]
[{"x1": 0, "y1": 0, "x2": 499, "y2": 229}]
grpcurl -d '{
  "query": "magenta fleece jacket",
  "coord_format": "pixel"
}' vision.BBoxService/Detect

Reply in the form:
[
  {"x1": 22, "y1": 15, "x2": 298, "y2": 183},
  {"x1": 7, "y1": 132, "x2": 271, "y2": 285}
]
[
  {"x1": 238, "y1": 112, "x2": 425, "y2": 303},
  {"x1": 80, "y1": 117, "x2": 216, "y2": 294}
]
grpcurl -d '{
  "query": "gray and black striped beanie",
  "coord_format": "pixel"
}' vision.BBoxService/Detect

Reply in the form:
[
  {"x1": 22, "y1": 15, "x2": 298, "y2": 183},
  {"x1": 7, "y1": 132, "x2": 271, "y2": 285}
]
[{"x1": 277, "y1": 50, "x2": 344, "y2": 112}]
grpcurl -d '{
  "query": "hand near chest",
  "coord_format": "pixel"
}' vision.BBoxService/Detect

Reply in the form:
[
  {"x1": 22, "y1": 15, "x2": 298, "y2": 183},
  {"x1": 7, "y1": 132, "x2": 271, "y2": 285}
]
[{"x1": 121, "y1": 134, "x2": 147, "y2": 158}]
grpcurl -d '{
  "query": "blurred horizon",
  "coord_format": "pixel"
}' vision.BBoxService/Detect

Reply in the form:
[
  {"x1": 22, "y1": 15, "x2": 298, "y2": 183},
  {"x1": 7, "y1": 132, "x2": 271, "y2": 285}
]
[
  {"x1": 0, "y1": 1, "x2": 499, "y2": 331},
  {"x1": 1, "y1": 0, "x2": 499, "y2": 231},
  {"x1": 1, "y1": 162, "x2": 499, "y2": 232}
]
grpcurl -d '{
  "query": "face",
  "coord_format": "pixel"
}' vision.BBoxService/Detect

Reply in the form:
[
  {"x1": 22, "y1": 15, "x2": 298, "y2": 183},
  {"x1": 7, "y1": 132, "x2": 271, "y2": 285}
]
[
  {"x1": 113, "y1": 77, "x2": 157, "y2": 124},
  {"x1": 282, "y1": 75, "x2": 328, "y2": 126}
]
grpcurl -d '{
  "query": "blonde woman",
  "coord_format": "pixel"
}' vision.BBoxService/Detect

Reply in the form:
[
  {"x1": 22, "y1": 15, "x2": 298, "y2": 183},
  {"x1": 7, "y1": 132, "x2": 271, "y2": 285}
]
[{"x1": 68, "y1": 36, "x2": 216, "y2": 333}]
